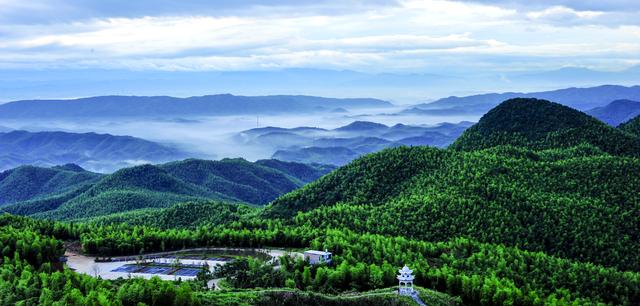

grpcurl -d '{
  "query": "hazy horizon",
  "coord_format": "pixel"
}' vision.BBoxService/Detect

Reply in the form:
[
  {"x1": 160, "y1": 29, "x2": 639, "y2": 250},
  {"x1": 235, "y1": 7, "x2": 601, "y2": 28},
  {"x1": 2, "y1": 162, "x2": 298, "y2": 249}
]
[
  {"x1": 1, "y1": 0, "x2": 639, "y2": 102},
  {"x1": 0, "y1": 70, "x2": 638, "y2": 104}
]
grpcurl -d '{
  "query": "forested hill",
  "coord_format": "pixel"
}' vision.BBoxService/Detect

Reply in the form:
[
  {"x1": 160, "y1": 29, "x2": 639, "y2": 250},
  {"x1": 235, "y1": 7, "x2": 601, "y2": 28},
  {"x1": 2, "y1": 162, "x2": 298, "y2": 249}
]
[
  {"x1": 266, "y1": 144, "x2": 640, "y2": 272},
  {"x1": 84, "y1": 201, "x2": 257, "y2": 229},
  {"x1": 0, "y1": 164, "x2": 101, "y2": 205},
  {"x1": 619, "y1": 115, "x2": 640, "y2": 137},
  {"x1": 450, "y1": 98, "x2": 640, "y2": 156},
  {"x1": 1, "y1": 158, "x2": 333, "y2": 220},
  {"x1": 265, "y1": 99, "x2": 640, "y2": 272}
]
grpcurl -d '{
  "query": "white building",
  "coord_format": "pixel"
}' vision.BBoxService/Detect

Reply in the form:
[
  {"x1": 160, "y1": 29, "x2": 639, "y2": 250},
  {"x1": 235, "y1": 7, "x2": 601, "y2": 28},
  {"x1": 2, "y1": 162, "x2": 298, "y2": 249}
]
[
  {"x1": 397, "y1": 265, "x2": 415, "y2": 296},
  {"x1": 303, "y1": 250, "x2": 332, "y2": 265}
]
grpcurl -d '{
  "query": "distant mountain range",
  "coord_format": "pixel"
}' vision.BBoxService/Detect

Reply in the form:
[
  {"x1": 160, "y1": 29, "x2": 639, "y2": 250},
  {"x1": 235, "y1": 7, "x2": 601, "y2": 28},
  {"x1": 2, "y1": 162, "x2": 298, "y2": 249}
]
[
  {"x1": 0, "y1": 130, "x2": 191, "y2": 172},
  {"x1": 0, "y1": 158, "x2": 334, "y2": 220},
  {"x1": 236, "y1": 121, "x2": 474, "y2": 165},
  {"x1": 407, "y1": 85, "x2": 640, "y2": 115},
  {"x1": 508, "y1": 66, "x2": 640, "y2": 85},
  {"x1": 1, "y1": 66, "x2": 638, "y2": 103},
  {"x1": 586, "y1": 99, "x2": 640, "y2": 126},
  {"x1": 0, "y1": 94, "x2": 392, "y2": 119}
]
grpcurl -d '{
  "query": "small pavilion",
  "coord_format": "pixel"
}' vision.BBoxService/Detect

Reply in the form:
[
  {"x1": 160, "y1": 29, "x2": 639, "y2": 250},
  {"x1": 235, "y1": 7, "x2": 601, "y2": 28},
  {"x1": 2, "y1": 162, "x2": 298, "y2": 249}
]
[{"x1": 397, "y1": 265, "x2": 415, "y2": 296}]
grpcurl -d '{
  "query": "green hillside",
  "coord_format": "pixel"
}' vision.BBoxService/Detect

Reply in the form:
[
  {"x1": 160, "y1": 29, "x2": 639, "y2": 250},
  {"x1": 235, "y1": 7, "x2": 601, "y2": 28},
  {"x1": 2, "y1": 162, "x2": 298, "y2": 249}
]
[
  {"x1": 159, "y1": 158, "x2": 326, "y2": 204},
  {"x1": 2, "y1": 184, "x2": 92, "y2": 216},
  {"x1": 1, "y1": 158, "x2": 331, "y2": 220},
  {"x1": 0, "y1": 164, "x2": 101, "y2": 205},
  {"x1": 255, "y1": 159, "x2": 336, "y2": 182},
  {"x1": 619, "y1": 115, "x2": 640, "y2": 136},
  {"x1": 35, "y1": 189, "x2": 208, "y2": 220},
  {"x1": 450, "y1": 98, "x2": 640, "y2": 155},
  {"x1": 264, "y1": 99, "x2": 640, "y2": 272},
  {"x1": 266, "y1": 144, "x2": 640, "y2": 271},
  {"x1": 89, "y1": 164, "x2": 213, "y2": 196},
  {"x1": 85, "y1": 201, "x2": 258, "y2": 229}
]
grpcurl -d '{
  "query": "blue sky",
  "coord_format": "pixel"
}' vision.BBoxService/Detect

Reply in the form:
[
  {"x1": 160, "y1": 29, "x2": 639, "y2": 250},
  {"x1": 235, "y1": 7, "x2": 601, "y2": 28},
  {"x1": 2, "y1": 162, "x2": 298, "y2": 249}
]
[{"x1": 1, "y1": 0, "x2": 638, "y2": 75}]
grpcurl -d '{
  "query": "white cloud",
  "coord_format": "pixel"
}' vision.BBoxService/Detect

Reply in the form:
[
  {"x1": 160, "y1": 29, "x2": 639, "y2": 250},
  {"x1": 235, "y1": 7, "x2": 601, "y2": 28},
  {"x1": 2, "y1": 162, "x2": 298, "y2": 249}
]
[
  {"x1": 0, "y1": 0, "x2": 638, "y2": 73},
  {"x1": 454, "y1": 1, "x2": 640, "y2": 12},
  {"x1": 293, "y1": 34, "x2": 492, "y2": 51},
  {"x1": 526, "y1": 6, "x2": 604, "y2": 24},
  {"x1": 14, "y1": 17, "x2": 276, "y2": 55}
]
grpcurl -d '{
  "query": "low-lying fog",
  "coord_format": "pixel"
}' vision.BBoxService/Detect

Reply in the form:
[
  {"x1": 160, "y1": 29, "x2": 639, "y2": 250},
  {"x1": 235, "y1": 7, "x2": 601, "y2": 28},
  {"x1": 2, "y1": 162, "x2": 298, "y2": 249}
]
[{"x1": 2, "y1": 106, "x2": 480, "y2": 164}]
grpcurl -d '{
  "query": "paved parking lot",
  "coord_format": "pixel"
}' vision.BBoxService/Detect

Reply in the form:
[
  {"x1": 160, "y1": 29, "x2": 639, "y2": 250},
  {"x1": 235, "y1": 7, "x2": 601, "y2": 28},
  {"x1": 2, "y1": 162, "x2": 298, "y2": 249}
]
[{"x1": 66, "y1": 247, "x2": 302, "y2": 281}]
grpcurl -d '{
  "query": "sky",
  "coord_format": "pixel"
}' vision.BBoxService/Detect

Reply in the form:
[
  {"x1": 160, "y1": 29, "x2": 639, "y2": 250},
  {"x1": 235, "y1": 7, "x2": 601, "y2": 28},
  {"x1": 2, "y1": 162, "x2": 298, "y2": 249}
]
[
  {"x1": 1, "y1": 0, "x2": 638, "y2": 73},
  {"x1": 0, "y1": 0, "x2": 639, "y2": 102}
]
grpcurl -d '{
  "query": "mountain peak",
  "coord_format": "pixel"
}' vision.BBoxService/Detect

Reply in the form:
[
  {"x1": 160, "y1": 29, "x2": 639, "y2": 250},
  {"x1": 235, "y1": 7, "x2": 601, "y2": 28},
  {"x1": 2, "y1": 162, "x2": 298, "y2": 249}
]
[
  {"x1": 458, "y1": 98, "x2": 591, "y2": 139},
  {"x1": 52, "y1": 163, "x2": 86, "y2": 172},
  {"x1": 451, "y1": 98, "x2": 640, "y2": 156},
  {"x1": 335, "y1": 121, "x2": 389, "y2": 132}
]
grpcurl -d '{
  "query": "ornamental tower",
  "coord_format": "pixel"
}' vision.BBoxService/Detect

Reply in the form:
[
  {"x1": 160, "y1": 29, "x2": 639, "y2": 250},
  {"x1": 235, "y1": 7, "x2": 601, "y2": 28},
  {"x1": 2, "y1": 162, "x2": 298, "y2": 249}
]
[{"x1": 397, "y1": 265, "x2": 415, "y2": 295}]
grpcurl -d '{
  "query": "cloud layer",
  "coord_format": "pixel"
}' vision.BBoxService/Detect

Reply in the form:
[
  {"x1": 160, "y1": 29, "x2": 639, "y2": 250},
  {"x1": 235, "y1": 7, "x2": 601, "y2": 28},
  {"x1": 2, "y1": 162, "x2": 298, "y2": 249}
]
[{"x1": 0, "y1": 0, "x2": 639, "y2": 74}]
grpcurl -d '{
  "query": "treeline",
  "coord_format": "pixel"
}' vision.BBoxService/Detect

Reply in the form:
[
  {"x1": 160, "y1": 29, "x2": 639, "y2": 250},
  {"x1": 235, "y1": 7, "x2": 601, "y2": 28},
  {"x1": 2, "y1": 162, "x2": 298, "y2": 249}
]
[
  {"x1": 0, "y1": 222, "x2": 200, "y2": 305},
  {"x1": 0, "y1": 226, "x2": 63, "y2": 269},
  {"x1": 0, "y1": 215, "x2": 410, "y2": 306},
  {"x1": 5, "y1": 215, "x2": 637, "y2": 305},
  {"x1": 0, "y1": 258, "x2": 198, "y2": 305},
  {"x1": 311, "y1": 230, "x2": 639, "y2": 305},
  {"x1": 85, "y1": 201, "x2": 258, "y2": 229}
]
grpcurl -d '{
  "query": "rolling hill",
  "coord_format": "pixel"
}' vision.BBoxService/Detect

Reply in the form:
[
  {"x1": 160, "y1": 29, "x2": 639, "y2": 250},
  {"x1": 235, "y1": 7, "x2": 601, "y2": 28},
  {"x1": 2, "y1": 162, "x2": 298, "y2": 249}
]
[
  {"x1": 239, "y1": 121, "x2": 473, "y2": 165},
  {"x1": 619, "y1": 115, "x2": 640, "y2": 136},
  {"x1": 265, "y1": 99, "x2": 640, "y2": 272},
  {"x1": 0, "y1": 130, "x2": 190, "y2": 172},
  {"x1": 84, "y1": 201, "x2": 257, "y2": 229},
  {"x1": 159, "y1": 158, "x2": 332, "y2": 204},
  {"x1": 586, "y1": 99, "x2": 640, "y2": 126},
  {"x1": 0, "y1": 94, "x2": 392, "y2": 119},
  {"x1": 273, "y1": 147, "x2": 362, "y2": 166},
  {"x1": 0, "y1": 164, "x2": 101, "y2": 206},
  {"x1": 1, "y1": 158, "x2": 333, "y2": 220},
  {"x1": 267, "y1": 146, "x2": 640, "y2": 272},
  {"x1": 335, "y1": 121, "x2": 389, "y2": 132},
  {"x1": 450, "y1": 98, "x2": 640, "y2": 156}
]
